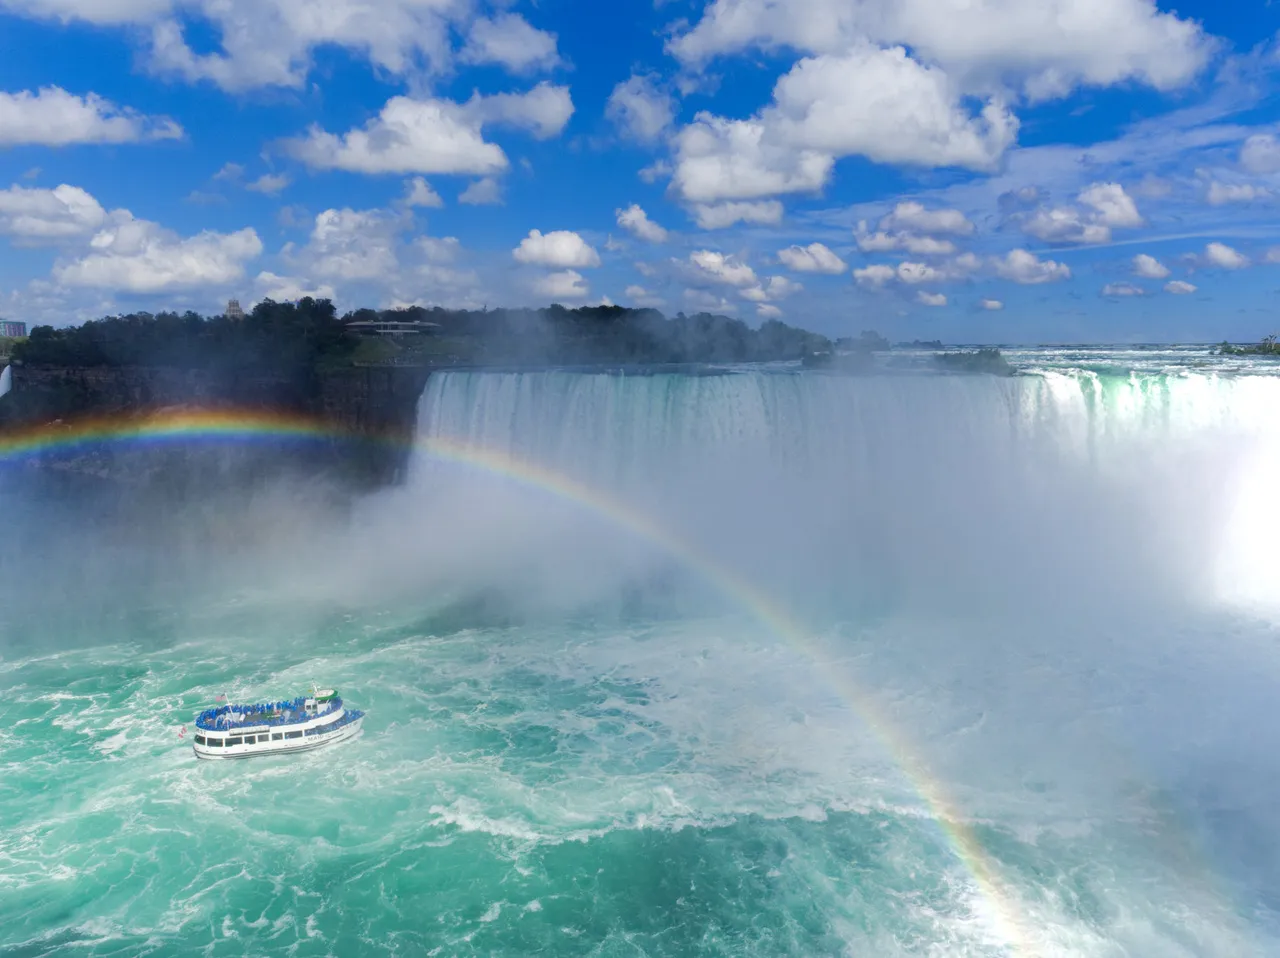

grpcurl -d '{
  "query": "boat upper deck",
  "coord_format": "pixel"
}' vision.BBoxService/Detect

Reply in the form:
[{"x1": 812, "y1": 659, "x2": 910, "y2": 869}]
[{"x1": 195, "y1": 695, "x2": 340, "y2": 732}]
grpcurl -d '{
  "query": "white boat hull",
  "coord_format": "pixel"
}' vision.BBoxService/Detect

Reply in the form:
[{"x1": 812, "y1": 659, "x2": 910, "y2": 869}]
[{"x1": 193, "y1": 714, "x2": 364, "y2": 760}]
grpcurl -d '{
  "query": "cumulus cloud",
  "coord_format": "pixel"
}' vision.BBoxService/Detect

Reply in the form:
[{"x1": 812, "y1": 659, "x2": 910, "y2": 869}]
[
  {"x1": 896, "y1": 261, "x2": 943, "y2": 285},
  {"x1": 671, "y1": 46, "x2": 1016, "y2": 206},
  {"x1": 1021, "y1": 182, "x2": 1141, "y2": 245},
  {"x1": 3, "y1": 0, "x2": 507, "y2": 93},
  {"x1": 854, "y1": 220, "x2": 958, "y2": 255},
  {"x1": 55, "y1": 213, "x2": 262, "y2": 293},
  {"x1": 513, "y1": 229, "x2": 601, "y2": 269},
  {"x1": 993, "y1": 248, "x2": 1070, "y2": 284},
  {"x1": 616, "y1": 205, "x2": 669, "y2": 243},
  {"x1": 691, "y1": 200, "x2": 784, "y2": 230},
  {"x1": 402, "y1": 177, "x2": 444, "y2": 208},
  {"x1": 666, "y1": 0, "x2": 1212, "y2": 99},
  {"x1": 1207, "y1": 182, "x2": 1270, "y2": 205},
  {"x1": 0, "y1": 86, "x2": 181, "y2": 146},
  {"x1": 535, "y1": 269, "x2": 589, "y2": 299},
  {"x1": 979, "y1": 298, "x2": 1004, "y2": 310},
  {"x1": 854, "y1": 264, "x2": 897, "y2": 288},
  {"x1": 1133, "y1": 253, "x2": 1169, "y2": 279},
  {"x1": 880, "y1": 201, "x2": 974, "y2": 236},
  {"x1": 458, "y1": 178, "x2": 502, "y2": 205},
  {"x1": 460, "y1": 13, "x2": 560, "y2": 73},
  {"x1": 1165, "y1": 280, "x2": 1197, "y2": 294},
  {"x1": 246, "y1": 173, "x2": 290, "y2": 195},
  {"x1": 917, "y1": 290, "x2": 947, "y2": 306},
  {"x1": 688, "y1": 250, "x2": 759, "y2": 287},
  {"x1": 1102, "y1": 282, "x2": 1144, "y2": 297},
  {"x1": 777, "y1": 243, "x2": 846, "y2": 274},
  {"x1": 255, "y1": 271, "x2": 336, "y2": 303},
  {"x1": 1204, "y1": 242, "x2": 1248, "y2": 269},
  {"x1": 0, "y1": 184, "x2": 107, "y2": 244},
  {"x1": 756, "y1": 304, "x2": 784, "y2": 319},
  {"x1": 606, "y1": 74, "x2": 675, "y2": 144},
  {"x1": 288, "y1": 84, "x2": 573, "y2": 176},
  {"x1": 1241, "y1": 134, "x2": 1280, "y2": 176}
]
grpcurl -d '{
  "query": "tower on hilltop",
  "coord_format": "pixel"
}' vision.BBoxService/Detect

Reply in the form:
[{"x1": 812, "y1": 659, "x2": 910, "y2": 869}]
[{"x1": 226, "y1": 299, "x2": 245, "y2": 321}]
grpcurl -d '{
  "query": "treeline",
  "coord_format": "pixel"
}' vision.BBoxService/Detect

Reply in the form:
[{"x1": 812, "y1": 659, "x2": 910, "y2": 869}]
[{"x1": 11, "y1": 300, "x2": 832, "y2": 370}]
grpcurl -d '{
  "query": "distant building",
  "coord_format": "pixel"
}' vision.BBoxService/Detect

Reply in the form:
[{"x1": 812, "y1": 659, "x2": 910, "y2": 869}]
[
  {"x1": 0, "y1": 321, "x2": 26, "y2": 338},
  {"x1": 225, "y1": 299, "x2": 246, "y2": 321},
  {"x1": 345, "y1": 319, "x2": 441, "y2": 338}
]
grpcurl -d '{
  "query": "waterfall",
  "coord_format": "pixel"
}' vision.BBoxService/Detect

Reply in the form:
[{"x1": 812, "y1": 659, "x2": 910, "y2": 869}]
[
  {"x1": 0, "y1": 364, "x2": 10, "y2": 400},
  {"x1": 399, "y1": 368, "x2": 1280, "y2": 616}
]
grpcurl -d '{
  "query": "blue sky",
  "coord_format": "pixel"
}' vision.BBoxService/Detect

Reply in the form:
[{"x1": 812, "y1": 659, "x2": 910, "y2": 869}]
[{"x1": 1, "y1": 0, "x2": 1280, "y2": 342}]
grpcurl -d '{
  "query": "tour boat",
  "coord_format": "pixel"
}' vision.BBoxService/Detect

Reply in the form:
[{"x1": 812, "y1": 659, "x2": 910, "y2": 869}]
[{"x1": 192, "y1": 688, "x2": 364, "y2": 760}]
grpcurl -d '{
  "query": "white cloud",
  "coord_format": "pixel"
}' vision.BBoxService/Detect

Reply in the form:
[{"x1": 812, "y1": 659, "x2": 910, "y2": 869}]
[
  {"x1": 1241, "y1": 134, "x2": 1280, "y2": 176},
  {"x1": 458, "y1": 178, "x2": 502, "y2": 205},
  {"x1": 993, "y1": 248, "x2": 1070, "y2": 284},
  {"x1": 1204, "y1": 242, "x2": 1248, "y2": 269},
  {"x1": 9, "y1": 0, "x2": 477, "y2": 94},
  {"x1": 671, "y1": 46, "x2": 1016, "y2": 205},
  {"x1": 899, "y1": 235, "x2": 957, "y2": 256},
  {"x1": 460, "y1": 14, "x2": 560, "y2": 73},
  {"x1": 246, "y1": 173, "x2": 290, "y2": 195},
  {"x1": 0, "y1": 184, "x2": 106, "y2": 244},
  {"x1": 1022, "y1": 206, "x2": 1111, "y2": 244},
  {"x1": 979, "y1": 298, "x2": 1004, "y2": 310},
  {"x1": 55, "y1": 213, "x2": 262, "y2": 293},
  {"x1": 403, "y1": 177, "x2": 444, "y2": 208},
  {"x1": 606, "y1": 74, "x2": 675, "y2": 144},
  {"x1": 415, "y1": 236, "x2": 461, "y2": 263},
  {"x1": 535, "y1": 269, "x2": 589, "y2": 299},
  {"x1": 616, "y1": 205, "x2": 669, "y2": 243},
  {"x1": 896, "y1": 261, "x2": 943, "y2": 285},
  {"x1": 1021, "y1": 182, "x2": 1140, "y2": 245},
  {"x1": 691, "y1": 200, "x2": 784, "y2": 230},
  {"x1": 917, "y1": 290, "x2": 947, "y2": 306},
  {"x1": 1266, "y1": 247, "x2": 1280, "y2": 265},
  {"x1": 465, "y1": 83, "x2": 575, "y2": 140},
  {"x1": 289, "y1": 208, "x2": 401, "y2": 283},
  {"x1": 213, "y1": 162, "x2": 244, "y2": 182},
  {"x1": 1165, "y1": 280, "x2": 1197, "y2": 294},
  {"x1": 756, "y1": 304, "x2": 784, "y2": 319},
  {"x1": 1102, "y1": 282, "x2": 1144, "y2": 297},
  {"x1": 854, "y1": 218, "x2": 961, "y2": 254},
  {"x1": 1207, "y1": 182, "x2": 1270, "y2": 205},
  {"x1": 0, "y1": 86, "x2": 181, "y2": 146},
  {"x1": 666, "y1": 0, "x2": 1212, "y2": 99},
  {"x1": 287, "y1": 85, "x2": 573, "y2": 176},
  {"x1": 1079, "y1": 182, "x2": 1141, "y2": 227},
  {"x1": 689, "y1": 250, "x2": 759, "y2": 287},
  {"x1": 856, "y1": 228, "x2": 902, "y2": 252},
  {"x1": 854, "y1": 264, "x2": 896, "y2": 288},
  {"x1": 513, "y1": 230, "x2": 601, "y2": 269},
  {"x1": 255, "y1": 271, "x2": 336, "y2": 302},
  {"x1": 778, "y1": 242, "x2": 846, "y2": 274},
  {"x1": 879, "y1": 201, "x2": 974, "y2": 236},
  {"x1": 1132, "y1": 254, "x2": 1169, "y2": 279},
  {"x1": 740, "y1": 275, "x2": 801, "y2": 302}
]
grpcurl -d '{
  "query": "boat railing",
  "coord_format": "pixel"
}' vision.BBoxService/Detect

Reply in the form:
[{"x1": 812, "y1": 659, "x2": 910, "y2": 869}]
[{"x1": 195, "y1": 696, "x2": 342, "y2": 731}]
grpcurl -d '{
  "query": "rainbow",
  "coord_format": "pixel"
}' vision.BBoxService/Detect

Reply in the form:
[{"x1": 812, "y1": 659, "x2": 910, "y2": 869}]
[{"x1": 0, "y1": 407, "x2": 1030, "y2": 953}]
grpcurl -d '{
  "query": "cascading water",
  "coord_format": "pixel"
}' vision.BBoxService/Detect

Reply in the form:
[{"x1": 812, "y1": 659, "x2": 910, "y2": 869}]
[{"x1": 3, "y1": 353, "x2": 1280, "y2": 957}]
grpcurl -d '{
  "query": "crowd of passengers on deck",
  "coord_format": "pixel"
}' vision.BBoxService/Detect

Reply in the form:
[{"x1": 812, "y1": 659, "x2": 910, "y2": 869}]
[{"x1": 196, "y1": 697, "x2": 335, "y2": 730}]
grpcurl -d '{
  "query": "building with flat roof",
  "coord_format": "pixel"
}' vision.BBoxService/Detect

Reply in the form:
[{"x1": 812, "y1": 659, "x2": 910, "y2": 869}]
[
  {"x1": 0, "y1": 321, "x2": 26, "y2": 338},
  {"x1": 225, "y1": 299, "x2": 245, "y2": 321}
]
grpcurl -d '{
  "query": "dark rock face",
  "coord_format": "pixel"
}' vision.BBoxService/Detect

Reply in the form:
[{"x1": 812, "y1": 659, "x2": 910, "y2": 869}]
[{"x1": 0, "y1": 363, "x2": 434, "y2": 491}]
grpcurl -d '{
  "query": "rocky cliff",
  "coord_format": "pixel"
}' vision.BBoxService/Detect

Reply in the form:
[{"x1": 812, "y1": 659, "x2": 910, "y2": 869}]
[{"x1": 0, "y1": 362, "x2": 433, "y2": 490}]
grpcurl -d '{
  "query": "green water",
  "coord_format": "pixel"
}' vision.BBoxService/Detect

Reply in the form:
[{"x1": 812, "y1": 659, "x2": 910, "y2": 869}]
[{"x1": 0, "y1": 601, "x2": 1269, "y2": 957}]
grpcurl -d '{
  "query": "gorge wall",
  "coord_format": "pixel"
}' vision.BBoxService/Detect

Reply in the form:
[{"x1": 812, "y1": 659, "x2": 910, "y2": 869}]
[{"x1": 0, "y1": 362, "x2": 433, "y2": 490}]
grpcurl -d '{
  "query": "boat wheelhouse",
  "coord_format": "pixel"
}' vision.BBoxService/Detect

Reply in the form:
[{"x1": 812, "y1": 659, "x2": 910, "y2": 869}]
[{"x1": 192, "y1": 688, "x2": 364, "y2": 760}]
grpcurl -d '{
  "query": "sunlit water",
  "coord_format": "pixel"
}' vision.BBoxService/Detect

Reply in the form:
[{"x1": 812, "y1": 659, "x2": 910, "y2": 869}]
[{"x1": 3, "y1": 347, "x2": 1280, "y2": 956}]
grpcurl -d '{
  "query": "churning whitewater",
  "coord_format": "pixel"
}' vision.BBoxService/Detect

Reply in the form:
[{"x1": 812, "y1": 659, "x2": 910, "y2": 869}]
[{"x1": 3, "y1": 350, "x2": 1280, "y2": 956}]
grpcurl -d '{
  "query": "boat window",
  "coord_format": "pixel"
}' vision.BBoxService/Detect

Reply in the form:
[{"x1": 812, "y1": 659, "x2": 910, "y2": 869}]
[
  {"x1": 243, "y1": 736, "x2": 255, "y2": 745},
  {"x1": 271, "y1": 733, "x2": 283, "y2": 741},
  {"x1": 208, "y1": 738, "x2": 223, "y2": 747},
  {"x1": 285, "y1": 730, "x2": 303, "y2": 739},
  {"x1": 194, "y1": 735, "x2": 206, "y2": 745},
  {"x1": 227, "y1": 737, "x2": 243, "y2": 746}
]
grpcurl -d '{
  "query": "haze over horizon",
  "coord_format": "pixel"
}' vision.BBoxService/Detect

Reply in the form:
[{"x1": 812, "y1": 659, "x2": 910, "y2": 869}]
[{"x1": 1, "y1": 0, "x2": 1280, "y2": 343}]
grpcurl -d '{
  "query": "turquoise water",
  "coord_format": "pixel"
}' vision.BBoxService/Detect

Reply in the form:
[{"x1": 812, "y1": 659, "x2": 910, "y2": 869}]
[{"x1": 4, "y1": 355, "x2": 1280, "y2": 955}]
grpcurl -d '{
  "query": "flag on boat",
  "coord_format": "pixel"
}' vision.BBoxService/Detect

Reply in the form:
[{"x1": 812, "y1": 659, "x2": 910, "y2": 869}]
[
  {"x1": 215, "y1": 693, "x2": 226, "y2": 702},
  {"x1": 178, "y1": 725, "x2": 186, "y2": 739}
]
